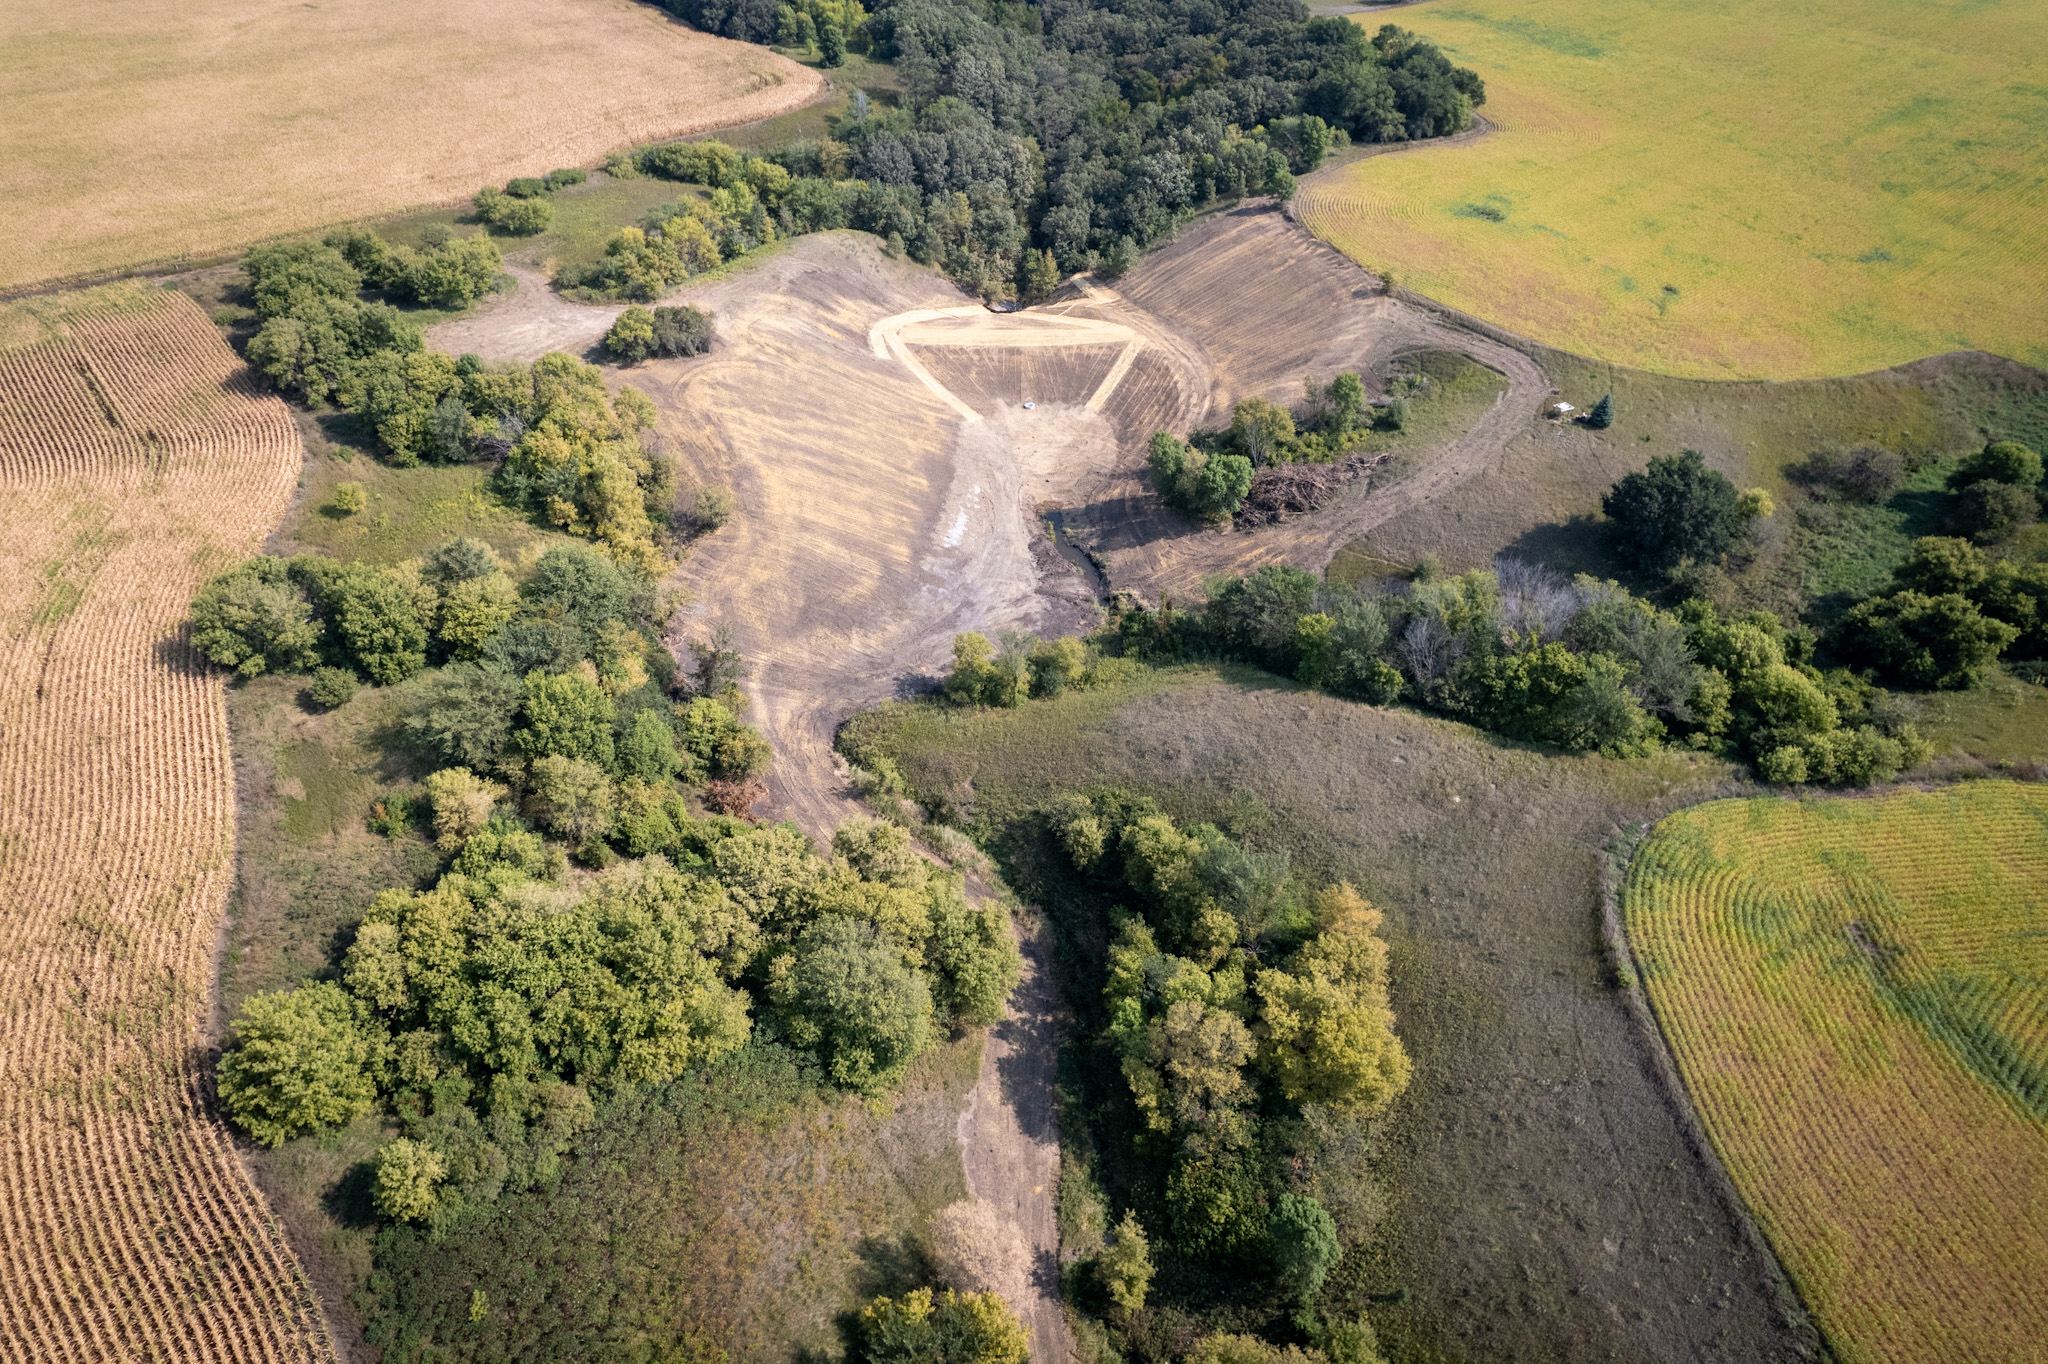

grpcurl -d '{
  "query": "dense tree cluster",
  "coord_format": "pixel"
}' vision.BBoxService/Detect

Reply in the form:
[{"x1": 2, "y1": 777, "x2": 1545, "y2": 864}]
[
  {"x1": 1007, "y1": 788, "x2": 1402, "y2": 1363},
  {"x1": 219, "y1": 809, "x2": 1019, "y2": 1227},
  {"x1": 655, "y1": 0, "x2": 1481, "y2": 297},
  {"x1": 1833, "y1": 535, "x2": 2044, "y2": 689}
]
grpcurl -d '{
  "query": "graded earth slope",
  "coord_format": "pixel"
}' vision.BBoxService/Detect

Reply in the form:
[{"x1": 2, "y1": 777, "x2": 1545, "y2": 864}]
[
  {"x1": 0, "y1": 288, "x2": 329, "y2": 1360},
  {"x1": 1056, "y1": 203, "x2": 1547, "y2": 600},
  {"x1": 0, "y1": 0, "x2": 821, "y2": 291}
]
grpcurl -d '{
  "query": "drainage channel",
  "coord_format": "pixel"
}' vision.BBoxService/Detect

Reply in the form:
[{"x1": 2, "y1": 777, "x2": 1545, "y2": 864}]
[{"x1": 1043, "y1": 508, "x2": 1111, "y2": 603}]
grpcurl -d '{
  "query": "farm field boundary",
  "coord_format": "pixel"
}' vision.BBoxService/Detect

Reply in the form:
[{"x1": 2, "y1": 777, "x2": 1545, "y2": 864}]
[
  {"x1": 1623, "y1": 784, "x2": 2048, "y2": 1364},
  {"x1": 1297, "y1": 0, "x2": 2048, "y2": 380},
  {"x1": 0, "y1": 0, "x2": 822, "y2": 293},
  {"x1": 0, "y1": 285, "x2": 329, "y2": 1361}
]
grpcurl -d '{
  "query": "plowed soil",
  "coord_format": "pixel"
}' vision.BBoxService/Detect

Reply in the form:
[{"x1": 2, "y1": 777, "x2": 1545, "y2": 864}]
[{"x1": 0, "y1": 287, "x2": 330, "y2": 1361}]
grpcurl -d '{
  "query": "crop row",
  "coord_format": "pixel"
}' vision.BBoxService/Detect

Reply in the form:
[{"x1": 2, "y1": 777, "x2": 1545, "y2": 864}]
[
  {"x1": 1625, "y1": 789, "x2": 2048, "y2": 1364},
  {"x1": 0, "y1": 292, "x2": 331, "y2": 1362}
]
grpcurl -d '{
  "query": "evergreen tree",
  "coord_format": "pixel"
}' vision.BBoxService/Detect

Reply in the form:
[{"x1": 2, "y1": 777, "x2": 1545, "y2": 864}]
[{"x1": 1586, "y1": 393, "x2": 1614, "y2": 429}]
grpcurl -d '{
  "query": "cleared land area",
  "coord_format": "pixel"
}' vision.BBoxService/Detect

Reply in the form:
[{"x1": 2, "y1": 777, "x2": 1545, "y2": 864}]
[
  {"x1": 0, "y1": 287, "x2": 328, "y2": 1361},
  {"x1": 0, "y1": 0, "x2": 820, "y2": 292},
  {"x1": 1623, "y1": 785, "x2": 2048, "y2": 1364},
  {"x1": 1297, "y1": 0, "x2": 2048, "y2": 379},
  {"x1": 855, "y1": 668, "x2": 1822, "y2": 1364}
]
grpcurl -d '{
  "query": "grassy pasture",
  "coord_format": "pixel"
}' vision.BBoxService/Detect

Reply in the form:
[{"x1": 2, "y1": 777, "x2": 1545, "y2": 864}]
[
  {"x1": 0, "y1": 0, "x2": 821, "y2": 292},
  {"x1": 848, "y1": 668, "x2": 1844, "y2": 1364},
  {"x1": 1297, "y1": 0, "x2": 2048, "y2": 379},
  {"x1": 1624, "y1": 784, "x2": 2048, "y2": 1364}
]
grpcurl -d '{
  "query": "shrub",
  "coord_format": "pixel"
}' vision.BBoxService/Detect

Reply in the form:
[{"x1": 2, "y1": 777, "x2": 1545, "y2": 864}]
[
  {"x1": 1950, "y1": 480, "x2": 2038, "y2": 543},
  {"x1": 1187, "y1": 1336, "x2": 1326, "y2": 1364},
  {"x1": 1254, "y1": 884, "x2": 1410, "y2": 1113},
  {"x1": 1099, "y1": 1210, "x2": 1154, "y2": 1316},
  {"x1": 1833, "y1": 591, "x2": 2017, "y2": 690},
  {"x1": 371, "y1": 1139, "x2": 446, "y2": 1223},
  {"x1": 307, "y1": 666, "x2": 359, "y2": 710},
  {"x1": 520, "y1": 544, "x2": 638, "y2": 635},
  {"x1": 692, "y1": 485, "x2": 736, "y2": 533},
  {"x1": 678, "y1": 696, "x2": 772, "y2": 780},
  {"x1": 1793, "y1": 445, "x2": 1904, "y2": 503},
  {"x1": 518, "y1": 670, "x2": 618, "y2": 768},
  {"x1": 857, "y1": 1288, "x2": 1029, "y2": 1364},
  {"x1": 771, "y1": 916, "x2": 933, "y2": 1093},
  {"x1": 407, "y1": 662, "x2": 524, "y2": 769},
  {"x1": 1949, "y1": 439, "x2": 2043, "y2": 492},
  {"x1": 525, "y1": 754, "x2": 618, "y2": 846},
  {"x1": 651, "y1": 304, "x2": 715, "y2": 357},
  {"x1": 620, "y1": 708, "x2": 684, "y2": 782},
  {"x1": 506, "y1": 177, "x2": 549, "y2": 199},
  {"x1": 489, "y1": 195, "x2": 554, "y2": 236},
  {"x1": 604, "y1": 306, "x2": 659, "y2": 363},
  {"x1": 323, "y1": 564, "x2": 430, "y2": 684},
  {"x1": 1601, "y1": 449, "x2": 1744, "y2": 574},
  {"x1": 423, "y1": 767, "x2": 507, "y2": 852},
  {"x1": 546, "y1": 168, "x2": 588, "y2": 190},
  {"x1": 1269, "y1": 1193, "x2": 1342, "y2": 1300},
  {"x1": 434, "y1": 572, "x2": 519, "y2": 659},
  {"x1": 1166, "y1": 1152, "x2": 1267, "y2": 1259},
  {"x1": 216, "y1": 982, "x2": 379, "y2": 1147},
  {"x1": 332, "y1": 481, "x2": 366, "y2": 515}
]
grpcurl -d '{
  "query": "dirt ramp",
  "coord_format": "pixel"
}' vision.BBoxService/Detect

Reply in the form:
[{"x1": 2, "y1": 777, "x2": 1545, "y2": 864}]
[
  {"x1": 1063, "y1": 204, "x2": 1548, "y2": 601},
  {"x1": 913, "y1": 343, "x2": 1124, "y2": 417}
]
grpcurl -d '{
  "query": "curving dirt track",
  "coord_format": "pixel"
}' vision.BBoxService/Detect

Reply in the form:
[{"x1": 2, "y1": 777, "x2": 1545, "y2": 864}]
[
  {"x1": 1052, "y1": 202, "x2": 1549, "y2": 600},
  {"x1": 0, "y1": 289, "x2": 332, "y2": 1362}
]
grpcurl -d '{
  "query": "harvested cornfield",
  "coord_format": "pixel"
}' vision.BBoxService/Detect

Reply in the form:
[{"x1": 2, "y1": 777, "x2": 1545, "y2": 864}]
[
  {"x1": 1624, "y1": 784, "x2": 2048, "y2": 1364},
  {"x1": 0, "y1": 286, "x2": 328, "y2": 1361},
  {"x1": 0, "y1": 0, "x2": 820, "y2": 291}
]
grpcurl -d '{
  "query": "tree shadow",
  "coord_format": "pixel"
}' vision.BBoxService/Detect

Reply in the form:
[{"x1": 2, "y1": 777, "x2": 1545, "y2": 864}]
[
  {"x1": 322, "y1": 1158, "x2": 381, "y2": 1231},
  {"x1": 1498, "y1": 514, "x2": 1629, "y2": 583},
  {"x1": 851, "y1": 1231, "x2": 930, "y2": 1302}
]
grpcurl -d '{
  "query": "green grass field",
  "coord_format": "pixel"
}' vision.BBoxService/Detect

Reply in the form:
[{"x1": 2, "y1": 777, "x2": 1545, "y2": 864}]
[{"x1": 1297, "y1": 0, "x2": 2048, "y2": 380}]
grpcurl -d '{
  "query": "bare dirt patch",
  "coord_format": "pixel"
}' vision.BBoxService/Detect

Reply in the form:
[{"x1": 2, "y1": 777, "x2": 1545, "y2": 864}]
[{"x1": 0, "y1": 0, "x2": 822, "y2": 292}]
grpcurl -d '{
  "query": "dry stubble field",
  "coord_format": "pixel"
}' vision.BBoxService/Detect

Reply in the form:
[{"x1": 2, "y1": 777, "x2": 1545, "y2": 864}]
[
  {"x1": 0, "y1": 287, "x2": 327, "y2": 1360},
  {"x1": 0, "y1": 0, "x2": 820, "y2": 292},
  {"x1": 1624, "y1": 785, "x2": 2048, "y2": 1364}
]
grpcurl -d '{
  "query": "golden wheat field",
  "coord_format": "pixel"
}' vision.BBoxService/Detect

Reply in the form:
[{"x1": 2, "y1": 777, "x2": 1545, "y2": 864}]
[
  {"x1": 1297, "y1": 0, "x2": 2048, "y2": 380},
  {"x1": 0, "y1": 0, "x2": 822, "y2": 292},
  {"x1": 1624, "y1": 785, "x2": 2048, "y2": 1364},
  {"x1": 0, "y1": 286, "x2": 330, "y2": 1361}
]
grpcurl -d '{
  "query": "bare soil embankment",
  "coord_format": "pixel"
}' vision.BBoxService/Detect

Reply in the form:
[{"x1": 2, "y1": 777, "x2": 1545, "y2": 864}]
[{"x1": 1054, "y1": 202, "x2": 1549, "y2": 600}]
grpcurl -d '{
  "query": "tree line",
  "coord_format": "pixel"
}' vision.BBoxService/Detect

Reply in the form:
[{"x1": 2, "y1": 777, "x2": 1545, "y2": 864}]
[{"x1": 651, "y1": 0, "x2": 1483, "y2": 299}]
